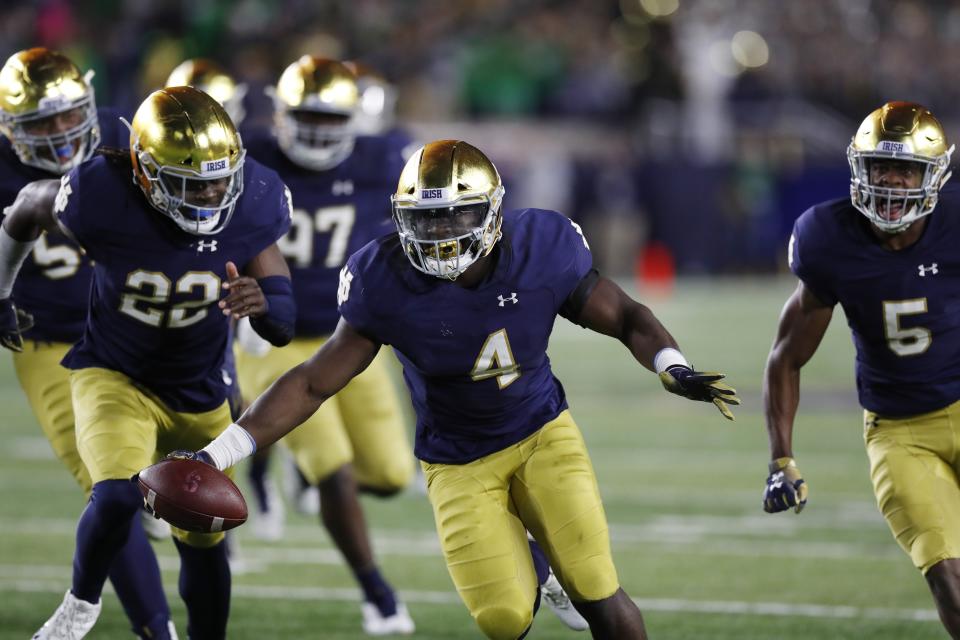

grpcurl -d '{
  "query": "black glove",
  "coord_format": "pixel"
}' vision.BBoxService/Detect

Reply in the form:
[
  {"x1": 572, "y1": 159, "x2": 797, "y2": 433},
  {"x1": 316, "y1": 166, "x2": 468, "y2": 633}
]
[
  {"x1": 659, "y1": 365, "x2": 740, "y2": 420},
  {"x1": 0, "y1": 298, "x2": 33, "y2": 352},
  {"x1": 165, "y1": 449, "x2": 215, "y2": 466},
  {"x1": 763, "y1": 457, "x2": 808, "y2": 514}
]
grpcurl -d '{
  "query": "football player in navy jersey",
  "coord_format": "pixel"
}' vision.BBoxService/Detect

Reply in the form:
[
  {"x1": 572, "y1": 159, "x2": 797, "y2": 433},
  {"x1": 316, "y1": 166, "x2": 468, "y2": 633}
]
[
  {"x1": 763, "y1": 101, "x2": 960, "y2": 639},
  {"x1": 163, "y1": 58, "x2": 253, "y2": 574},
  {"x1": 235, "y1": 55, "x2": 416, "y2": 635},
  {"x1": 0, "y1": 86, "x2": 294, "y2": 639},
  {"x1": 193, "y1": 139, "x2": 739, "y2": 639},
  {"x1": 0, "y1": 48, "x2": 177, "y2": 639}
]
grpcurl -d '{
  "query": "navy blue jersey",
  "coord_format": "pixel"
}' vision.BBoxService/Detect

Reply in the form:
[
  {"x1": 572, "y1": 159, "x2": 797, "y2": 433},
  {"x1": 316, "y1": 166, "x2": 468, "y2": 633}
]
[
  {"x1": 339, "y1": 208, "x2": 593, "y2": 463},
  {"x1": 243, "y1": 131, "x2": 410, "y2": 336},
  {"x1": 56, "y1": 154, "x2": 291, "y2": 412},
  {"x1": 790, "y1": 192, "x2": 960, "y2": 416},
  {"x1": 0, "y1": 107, "x2": 128, "y2": 342}
]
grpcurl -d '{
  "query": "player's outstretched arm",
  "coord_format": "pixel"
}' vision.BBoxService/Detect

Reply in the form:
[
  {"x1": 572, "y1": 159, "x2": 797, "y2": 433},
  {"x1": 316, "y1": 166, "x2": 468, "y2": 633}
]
[
  {"x1": 573, "y1": 275, "x2": 740, "y2": 419},
  {"x1": 197, "y1": 318, "x2": 380, "y2": 470},
  {"x1": 762, "y1": 280, "x2": 833, "y2": 513},
  {"x1": 0, "y1": 179, "x2": 63, "y2": 351}
]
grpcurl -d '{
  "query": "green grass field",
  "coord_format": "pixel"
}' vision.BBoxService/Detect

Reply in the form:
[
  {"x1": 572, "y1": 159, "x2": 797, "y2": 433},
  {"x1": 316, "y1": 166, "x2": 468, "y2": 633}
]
[{"x1": 0, "y1": 277, "x2": 946, "y2": 639}]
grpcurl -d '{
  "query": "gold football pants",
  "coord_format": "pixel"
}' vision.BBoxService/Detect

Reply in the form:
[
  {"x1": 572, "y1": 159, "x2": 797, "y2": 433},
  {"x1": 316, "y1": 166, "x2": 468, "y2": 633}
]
[
  {"x1": 421, "y1": 410, "x2": 619, "y2": 640},
  {"x1": 865, "y1": 399, "x2": 960, "y2": 573},
  {"x1": 71, "y1": 366, "x2": 233, "y2": 547},
  {"x1": 13, "y1": 340, "x2": 92, "y2": 494},
  {"x1": 237, "y1": 336, "x2": 413, "y2": 489}
]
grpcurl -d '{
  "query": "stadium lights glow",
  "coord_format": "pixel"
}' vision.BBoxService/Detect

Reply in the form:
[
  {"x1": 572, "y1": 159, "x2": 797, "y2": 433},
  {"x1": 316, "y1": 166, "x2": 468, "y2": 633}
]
[
  {"x1": 731, "y1": 30, "x2": 769, "y2": 68},
  {"x1": 639, "y1": 0, "x2": 680, "y2": 18}
]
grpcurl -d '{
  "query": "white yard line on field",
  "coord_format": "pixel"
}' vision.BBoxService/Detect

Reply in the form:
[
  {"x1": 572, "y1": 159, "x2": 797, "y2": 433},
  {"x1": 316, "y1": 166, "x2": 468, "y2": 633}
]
[
  {"x1": 0, "y1": 574, "x2": 939, "y2": 622},
  {"x1": 0, "y1": 514, "x2": 901, "y2": 562}
]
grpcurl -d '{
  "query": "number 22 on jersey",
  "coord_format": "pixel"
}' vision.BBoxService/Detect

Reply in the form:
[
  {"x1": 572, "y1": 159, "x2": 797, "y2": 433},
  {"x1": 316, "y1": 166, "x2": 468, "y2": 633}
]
[
  {"x1": 119, "y1": 270, "x2": 221, "y2": 328},
  {"x1": 471, "y1": 329, "x2": 520, "y2": 389}
]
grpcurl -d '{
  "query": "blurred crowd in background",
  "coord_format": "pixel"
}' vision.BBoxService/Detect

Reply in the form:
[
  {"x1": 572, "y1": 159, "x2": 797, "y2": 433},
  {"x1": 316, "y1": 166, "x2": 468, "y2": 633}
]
[{"x1": 3, "y1": 0, "x2": 959, "y2": 277}]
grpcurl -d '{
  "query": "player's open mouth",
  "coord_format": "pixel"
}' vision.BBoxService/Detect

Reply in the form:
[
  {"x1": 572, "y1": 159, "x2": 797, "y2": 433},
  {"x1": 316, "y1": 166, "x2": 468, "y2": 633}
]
[{"x1": 879, "y1": 203, "x2": 903, "y2": 220}]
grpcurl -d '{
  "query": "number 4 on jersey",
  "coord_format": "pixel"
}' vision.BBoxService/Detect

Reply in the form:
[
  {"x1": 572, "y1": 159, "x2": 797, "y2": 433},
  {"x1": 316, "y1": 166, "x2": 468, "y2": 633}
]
[{"x1": 471, "y1": 329, "x2": 520, "y2": 388}]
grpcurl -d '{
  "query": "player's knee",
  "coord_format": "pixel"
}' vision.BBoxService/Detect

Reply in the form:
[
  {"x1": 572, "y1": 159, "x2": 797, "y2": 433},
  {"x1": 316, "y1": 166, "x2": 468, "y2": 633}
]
[
  {"x1": 474, "y1": 605, "x2": 533, "y2": 640},
  {"x1": 359, "y1": 463, "x2": 413, "y2": 497},
  {"x1": 90, "y1": 479, "x2": 143, "y2": 523},
  {"x1": 173, "y1": 529, "x2": 225, "y2": 548},
  {"x1": 318, "y1": 463, "x2": 355, "y2": 491},
  {"x1": 559, "y1": 556, "x2": 620, "y2": 602}
]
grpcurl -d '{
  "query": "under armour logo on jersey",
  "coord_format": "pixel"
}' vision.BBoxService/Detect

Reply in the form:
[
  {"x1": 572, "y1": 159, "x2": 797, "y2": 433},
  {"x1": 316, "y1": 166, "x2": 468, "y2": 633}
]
[
  {"x1": 194, "y1": 240, "x2": 219, "y2": 253},
  {"x1": 332, "y1": 180, "x2": 354, "y2": 196},
  {"x1": 918, "y1": 263, "x2": 939, "y2": 277},
  {"x1": 498, "y1": 293, "x2": 518, "y2": 307}
]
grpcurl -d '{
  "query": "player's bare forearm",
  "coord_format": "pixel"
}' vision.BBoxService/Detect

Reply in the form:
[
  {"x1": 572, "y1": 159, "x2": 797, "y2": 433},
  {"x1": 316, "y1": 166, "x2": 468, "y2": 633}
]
[
  {"x1": 237, "y1": 318, "x2": 379, "y2": 448},
  {"x1": 238, "y1": 363, "x2": 330, "y2": 448},
  {"x1": 2, "y1": 179, "x2": 61, "y2": 240},
  {"x1": 763, "y1": 281, "x2": 833, "y2": 458},
  {"x1": 577, "y1": 276, "x2": 678, "y2": 371},
  {"x1": 763, "y1": 348, "x2": 801, "y2": 459},
  {"x1": 244, "y1": 243, "x2": 291, "y2": 280}
]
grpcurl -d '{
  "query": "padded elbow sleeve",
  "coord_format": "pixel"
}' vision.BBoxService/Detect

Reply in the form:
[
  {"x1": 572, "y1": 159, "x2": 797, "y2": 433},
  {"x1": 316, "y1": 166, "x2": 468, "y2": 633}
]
[{"x1": 249, "y1": 276, "x2": 296, "y2": 346}]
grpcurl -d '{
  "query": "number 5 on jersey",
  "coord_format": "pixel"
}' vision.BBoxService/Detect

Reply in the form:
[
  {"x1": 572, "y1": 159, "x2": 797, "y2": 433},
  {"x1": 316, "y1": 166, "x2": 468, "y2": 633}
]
[
  {"x1": 883, "y1": 298, "x2": 931, "y2": 356},
  {"x1": 471, "y1": 329, "x2": 520, "y2": 389}
]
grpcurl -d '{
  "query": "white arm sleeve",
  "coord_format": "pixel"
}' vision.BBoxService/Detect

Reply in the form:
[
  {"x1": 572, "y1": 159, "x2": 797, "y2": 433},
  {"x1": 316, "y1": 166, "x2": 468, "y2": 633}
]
[
  {"x1": 0, "y1": 226, "x2": 36, "y2": 299},
  {"x1": 201, "y1": 423, "x2": 257, "y2": 471},
  {"x1": 654, "y1": 347, "x2": 690, "y2": 374}
]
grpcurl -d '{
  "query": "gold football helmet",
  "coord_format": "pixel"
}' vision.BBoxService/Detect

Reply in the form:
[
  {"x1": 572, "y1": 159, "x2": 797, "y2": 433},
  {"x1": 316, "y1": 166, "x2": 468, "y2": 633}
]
[
  {"x1": 165, "y1": 59, "x2": 247, "y2": 126},
  {"x1": 848, "y1": 101, "x2": 953, "y2": 232},
  {"x1": 127, "y1": 86, "x2": 246, "y2": 235},
  {"x1": 269, "y1": 56, "x2": 359, "y2": 170},
  {"x1": 0, "y1": 47, "x2": 99, "y2": 174},
  {"x1": 344, "y1": 61, "x2": 397, "y2": 135},
  {"x1": 392, "y1": 140, "x2": 505, "y2": 279}
]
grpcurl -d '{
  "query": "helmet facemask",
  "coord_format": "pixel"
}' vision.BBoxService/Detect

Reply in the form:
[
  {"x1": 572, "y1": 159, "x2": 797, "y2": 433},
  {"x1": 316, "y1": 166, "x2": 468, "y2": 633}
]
[
  {"x1": 848, "y1": 145, "x2": 953, "y2": 233},
  {"x1": 125, "y1": 87, "x2": 245, "y2": 236},
  {"x1": 393, "y1": 186, "x2": 504, "y2": 280},
  {"x1": 1, "y1": 71, "x2": 99, "y2": 175},
  {"x1": 268, "y1": 57, "x2": 360, "y2": 171},
  {"x1": 128, "y1": 122, "x2": 246, "y2": 236},
  {"x1": 273, "y1": 105, "x2": 356, "y2": 171}
]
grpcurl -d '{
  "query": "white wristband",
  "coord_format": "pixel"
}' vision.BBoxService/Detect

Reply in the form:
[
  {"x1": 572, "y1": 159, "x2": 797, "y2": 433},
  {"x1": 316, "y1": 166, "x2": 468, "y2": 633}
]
[
  {"x1": 201, "y1": 423, "x2": 257, "y2": 470},
  {"x1": 0, "y1": 226, "x2": 36, "y2": 299},
  {"x1": 654, "y1": 347, "x2": 689, "y2": 374}
]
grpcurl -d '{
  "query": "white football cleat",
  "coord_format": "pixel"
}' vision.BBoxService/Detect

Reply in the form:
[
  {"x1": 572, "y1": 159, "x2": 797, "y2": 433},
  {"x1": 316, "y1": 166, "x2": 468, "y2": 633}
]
[
  {"x1": 541, "y1": 571, "x2": 589, "y2": 631},
  {"x1": 251, "y1": 477, "x2": 286, "y2": 542},
  {"x1": 361, "y1": 602, "x2": 415, "y2": 636},
  {"x1": 294, "y1": 485, "x2": 320, "y2": 516},
  {"x1": 140, "y1": 509, "x2": 172, "y2": 540},
  {"x1": 32, "y1": 590, "x2": 101, "y2": 639},
  {"x1": 283, "y1": 456, "x2": 319, "y2": 516}
]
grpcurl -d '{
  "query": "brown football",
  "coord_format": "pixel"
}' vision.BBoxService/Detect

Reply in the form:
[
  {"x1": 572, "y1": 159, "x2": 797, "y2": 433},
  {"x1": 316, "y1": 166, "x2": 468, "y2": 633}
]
[{"x1": 137, "y1": 458, "x2": 247, "y2": 533}]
